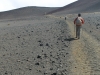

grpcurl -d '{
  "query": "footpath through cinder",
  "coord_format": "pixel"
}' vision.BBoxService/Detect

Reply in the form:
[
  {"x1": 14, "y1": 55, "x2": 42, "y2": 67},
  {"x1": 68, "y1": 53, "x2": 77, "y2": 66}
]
[{"x1": 66, "y1": 19, "x2": 100, "y2": 75}]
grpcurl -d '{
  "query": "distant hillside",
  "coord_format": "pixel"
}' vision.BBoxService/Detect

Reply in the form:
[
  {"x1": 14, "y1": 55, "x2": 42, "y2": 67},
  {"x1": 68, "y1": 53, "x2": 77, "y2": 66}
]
[
  {"x1": 1, "y1": 0, "x2": 100, "y2": 19},
  {"x1": 48, "y1": 0, "x2": 100, "y2": 15},
  {"x1": 0, "y1": 6, "x2": 58, "y2": 19}
]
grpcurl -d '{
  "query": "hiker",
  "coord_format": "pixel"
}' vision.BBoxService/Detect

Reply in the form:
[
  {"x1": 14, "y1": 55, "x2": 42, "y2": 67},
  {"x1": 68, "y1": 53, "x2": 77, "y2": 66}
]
[{"x1": 74, "y1": 13, "x2": 84, "y2": 39}]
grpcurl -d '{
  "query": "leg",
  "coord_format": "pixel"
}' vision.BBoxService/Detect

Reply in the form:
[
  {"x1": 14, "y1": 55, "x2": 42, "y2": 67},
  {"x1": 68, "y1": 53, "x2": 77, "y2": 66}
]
[
  {"x1": 77, "y1": 26, "x2": 81, "y2": 39},
  {"x1": 76, "y1": 26, "x2": 78, "y2": 38}
]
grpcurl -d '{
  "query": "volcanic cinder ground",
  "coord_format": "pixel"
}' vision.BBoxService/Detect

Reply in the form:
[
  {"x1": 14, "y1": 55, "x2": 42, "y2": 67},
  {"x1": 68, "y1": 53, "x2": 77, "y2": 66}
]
[
  {"x1": 0, "y1": 0, "x2": 100, "y2": 75},
  {"x1": 0, "y1": 16, "x2": 72, "y2": 75}
]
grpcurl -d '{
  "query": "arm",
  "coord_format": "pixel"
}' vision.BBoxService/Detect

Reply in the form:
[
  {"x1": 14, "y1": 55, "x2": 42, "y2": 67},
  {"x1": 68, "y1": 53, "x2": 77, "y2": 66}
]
[
  {"x1": 81, "y1": 18, "x2": 85, "y2": 24},
  {"x1": 74, "y1": 18, "x2": 77, "y2": 24}
]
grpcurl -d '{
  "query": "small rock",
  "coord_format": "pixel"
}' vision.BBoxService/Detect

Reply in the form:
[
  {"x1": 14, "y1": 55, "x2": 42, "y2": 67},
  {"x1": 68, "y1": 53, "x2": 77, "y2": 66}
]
[
  {"x1": 52, "y1": 61, "x2": 55, "y2": 63},
  {"x1": 5, "y1": 72, "x2": 8, "y2": 74},
  {"x1": 37, "y1": 55, "x2": 41, "y2": 59},
  {"x1": 50, "y1": 54, "x2": 52, "y2": 57},
  {"x1": 17, "y1": 36, "x2": 20, "y2": 38},
  {"x1": 40, "y1": 44, "x2": 43, "y2": 46},
  {"x1": 66, "y1": 53, "x2": 69, "y2": 55},
  {"x1": 51, "y1": 73, "x2": 57, "y2": 75},
  {"x1": 46, "y1": 43, "x2": 49, "y2": 46},
  {"x1": 50, "y1": 68, "x2": 53, "y2": 70},
  {"x1": 44, "y1": 72, "x2": 48, "y2": 75},
  {"x1": 42, "y1": 50, "x2": 44, "y2": 52},
  {"x1": 35, "y1": 63, "x2": 39, "y2": 65},
  {"x1": 96, "y1": 27, "x2": 98, "y2": 29},
  {"x1": 44, "y1": 54, "x2": 47, "y2": 58},
  {"x1": 43, "y1": 66, "x2": 45, "y2": 68},
  {"x1": 17, "y1": 60, "x2": 21, "y2": 62},
  {"x1": 38, "y1": 40, "x2": 41, "y2": 42},
  {"x1": 3, "y1": 54, "x2": 5, "y2": 56},
  {"x1": 29, "y1": 68, "x2": 32, "y2": 70}
]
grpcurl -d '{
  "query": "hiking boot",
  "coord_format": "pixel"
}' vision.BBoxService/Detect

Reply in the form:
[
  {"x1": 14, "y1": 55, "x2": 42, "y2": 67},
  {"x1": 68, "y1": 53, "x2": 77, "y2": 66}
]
[{"x1": 78, "y1": 37, "x2": 80, "y2": 39}]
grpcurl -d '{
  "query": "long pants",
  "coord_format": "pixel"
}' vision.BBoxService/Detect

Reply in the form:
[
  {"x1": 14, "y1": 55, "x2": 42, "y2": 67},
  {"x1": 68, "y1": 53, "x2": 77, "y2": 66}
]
[{"x1": 76, "y1": 25, "x2": 82, "y2": 38}]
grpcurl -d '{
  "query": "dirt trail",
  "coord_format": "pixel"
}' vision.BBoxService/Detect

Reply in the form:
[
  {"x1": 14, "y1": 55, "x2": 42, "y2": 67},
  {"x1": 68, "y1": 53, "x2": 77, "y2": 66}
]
[
  {"x1": 47, "y1": 15, "x2": 100, "y2": 74},
  {"x1": 66, "y1": 20, "x2": 91, "y2": 75},
  {"x1": 66, "y1": 20, "x2": 100, "y2": 75}
]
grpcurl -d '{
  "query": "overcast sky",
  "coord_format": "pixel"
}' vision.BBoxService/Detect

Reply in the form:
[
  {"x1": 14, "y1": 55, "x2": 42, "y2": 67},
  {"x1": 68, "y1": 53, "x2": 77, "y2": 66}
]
[{"x1": 0, "y1": 0, "x2": 77, "y2": 12}]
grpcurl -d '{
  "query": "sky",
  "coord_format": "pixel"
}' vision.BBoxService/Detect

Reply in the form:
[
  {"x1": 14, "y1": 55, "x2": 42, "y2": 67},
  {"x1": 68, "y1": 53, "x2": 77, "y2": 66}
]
[{"x1": 0, "y1": 0, "x2": 77, "y2": 12}]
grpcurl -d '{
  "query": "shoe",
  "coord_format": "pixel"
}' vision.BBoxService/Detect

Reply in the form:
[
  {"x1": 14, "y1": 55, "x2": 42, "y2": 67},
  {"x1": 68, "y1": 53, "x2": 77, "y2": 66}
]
[{"x1": 78, "y1": 37, "x2": 80, "y2": 39}]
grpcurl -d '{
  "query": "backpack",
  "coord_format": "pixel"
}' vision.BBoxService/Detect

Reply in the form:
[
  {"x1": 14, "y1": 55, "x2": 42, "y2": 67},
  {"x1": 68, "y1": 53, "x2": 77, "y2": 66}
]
[{"x1": 76, "y1": 17, "x2": 82, "y2": 25}]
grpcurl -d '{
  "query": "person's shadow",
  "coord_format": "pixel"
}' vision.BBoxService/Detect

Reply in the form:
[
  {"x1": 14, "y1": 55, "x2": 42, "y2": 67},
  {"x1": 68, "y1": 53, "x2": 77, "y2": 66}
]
[{"x1": 64, "y1": 37, "x2": 77, "y2": 41}]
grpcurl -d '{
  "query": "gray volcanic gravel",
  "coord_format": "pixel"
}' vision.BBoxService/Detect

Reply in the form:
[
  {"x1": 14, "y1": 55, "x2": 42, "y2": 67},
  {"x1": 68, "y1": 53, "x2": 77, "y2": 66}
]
[
  {"x1": 0, "y1": 16, "x2": 72, "y2": 75},
  {"x1": 1, "y1": 12, "x2": 100, "y2": 75}
]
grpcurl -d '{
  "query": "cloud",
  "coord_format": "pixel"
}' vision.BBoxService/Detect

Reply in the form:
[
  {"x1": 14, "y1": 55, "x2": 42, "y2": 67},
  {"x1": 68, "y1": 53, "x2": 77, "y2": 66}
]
[{"x1": 0, "y1": 0, "x2": 15, "y2": 11}]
